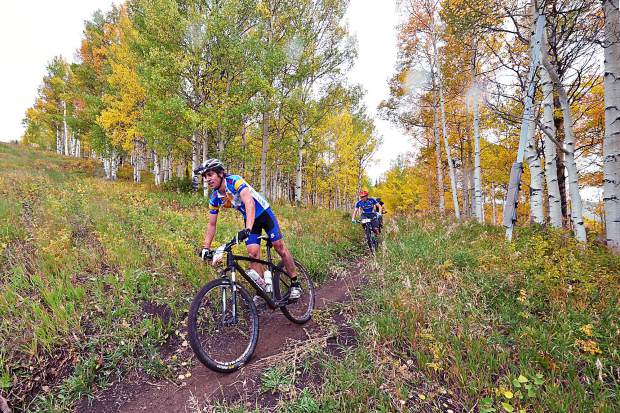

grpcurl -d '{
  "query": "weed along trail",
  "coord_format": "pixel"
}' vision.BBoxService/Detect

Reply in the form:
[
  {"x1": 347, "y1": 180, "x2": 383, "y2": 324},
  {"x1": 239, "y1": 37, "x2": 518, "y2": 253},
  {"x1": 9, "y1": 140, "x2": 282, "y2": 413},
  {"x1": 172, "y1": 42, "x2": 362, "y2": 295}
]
[{"x1": 78, "y1": 259, "x2": 368, "y2": 413}]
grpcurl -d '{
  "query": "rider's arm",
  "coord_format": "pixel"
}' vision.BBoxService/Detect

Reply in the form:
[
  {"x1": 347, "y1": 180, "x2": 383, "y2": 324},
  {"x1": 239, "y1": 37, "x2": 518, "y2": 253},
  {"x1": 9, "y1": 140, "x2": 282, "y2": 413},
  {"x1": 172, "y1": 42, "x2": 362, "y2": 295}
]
[
  {"x1": 239, "y1": 187, "x2": 255, "y2": 230},
  {"x1": 203, "y1": 213, "x2": 218, "y2": 248},
  {"x1": 352, "y1": 207, "x2": 359, "y2": 221}
]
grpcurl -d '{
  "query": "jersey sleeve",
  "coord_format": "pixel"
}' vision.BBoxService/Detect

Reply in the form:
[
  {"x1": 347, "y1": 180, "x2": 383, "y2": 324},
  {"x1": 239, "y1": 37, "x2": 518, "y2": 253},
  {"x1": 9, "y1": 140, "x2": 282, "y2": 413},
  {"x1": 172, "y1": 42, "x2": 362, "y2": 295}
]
[
  {"x1": 355, "y1": 201, "x2": 362, "y2": 209},
  {"x1": 370, "y1": 198, "x2": 378, "y2": 205},
  {"x1": 208, "y1": 192, "x2": 222, "y2": 215},
  {"x1": 226, "y1": 175, "x2": 249, "y2": 195}
]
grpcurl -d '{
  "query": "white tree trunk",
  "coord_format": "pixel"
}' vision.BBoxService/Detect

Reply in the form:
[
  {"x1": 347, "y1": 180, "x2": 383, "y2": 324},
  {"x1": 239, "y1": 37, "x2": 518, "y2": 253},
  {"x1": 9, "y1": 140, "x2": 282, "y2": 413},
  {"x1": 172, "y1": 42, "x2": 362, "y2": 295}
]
[
  {"x1": 154, "y1": 151, "x2": 161, "y2": 186},
  {"x1": 295, "y1": 111, "x2": 305, "y2": 204},
  {"x1": 260, "y1": 111, "x2": 269, "y2": 194},
  {"x1": 192, "y1": 132, "x2": 200, "y2": 173},
  {"x1": 603, "y1": 0, "x2": 620, "y2": 252},
  {"x1": 167, "y1": 154, "x2": 173, "y2": 182},
  {"x1": 56, "y1": 125, "x2": 62, "y2": 154},
  {"x1": 62, "y1": 101, "x2": 69, "y2": 156},
  {"x1": 524, "y1": 115, "x2": 545, "y2": 224},
  {"x1": 241, "y1": 120, "x2": 247, "y2": 173},
  {"x1": 438, "y1": 72, "x2": 461, "y2": 220},
  {"x1": 202, "y1": 131, "x2": 209, "y2": 196},
  {"x1": 472, "y1": 70, "x2": 483, "y2": 222},
  {"x1": 431, "y1": 27, "x2": 461, "y2": 220},
  {"x1": 541, "y1": 35, "x2": 587, "y2": 241},
  {"x1": 133, "y1": 155, "x2": 141, "y2": 183},
  {"x1": 70, "y1": 131, "x2": 76, "y2": 156},
  {"x1": 217, "y1": 123, "x2": 224, "y2": 156},
  {"x1": 540, "y1": 66, "x2": 563, "y2": 228},
  {"x1": 491, "y1": 184, "x2": 497, "y2": 225},
  {"x1": 110, "y1": 149, "x2": 118, "y2": 180},
  {"x1": 103, "y1": 156, "x2": 111, "y2": 179},
  {"x1": 432, "y1": 84, "x2": 445, "y2": 214}
]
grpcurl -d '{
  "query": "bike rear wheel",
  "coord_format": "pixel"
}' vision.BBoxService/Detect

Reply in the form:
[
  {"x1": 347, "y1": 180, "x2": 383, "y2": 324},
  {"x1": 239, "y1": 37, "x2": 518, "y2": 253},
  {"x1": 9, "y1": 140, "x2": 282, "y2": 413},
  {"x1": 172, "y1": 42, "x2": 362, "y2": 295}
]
[
  {"x1": 188, "y1": 278, "x2": 259, "y2": 372},
  {"x1": 365, "y1": 223, "x2": 377, "y2": 253},
  {"x1": 274, "y1": 260, "x2": 315, "y2": 324}
]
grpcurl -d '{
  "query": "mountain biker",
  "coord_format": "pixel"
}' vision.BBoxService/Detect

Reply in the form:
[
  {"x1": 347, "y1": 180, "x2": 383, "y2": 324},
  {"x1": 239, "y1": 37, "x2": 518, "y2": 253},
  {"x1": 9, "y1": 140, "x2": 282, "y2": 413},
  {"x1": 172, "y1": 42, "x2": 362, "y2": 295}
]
[
  {"x1": 351, "y1": 190, "x2": 383, "y2": 234},
  {"x1": 375, "y1": 197, "x2": 386, "y2": 228},
  {"x1": 193, "y1": 158, "x2": 301, "y2": 300}
]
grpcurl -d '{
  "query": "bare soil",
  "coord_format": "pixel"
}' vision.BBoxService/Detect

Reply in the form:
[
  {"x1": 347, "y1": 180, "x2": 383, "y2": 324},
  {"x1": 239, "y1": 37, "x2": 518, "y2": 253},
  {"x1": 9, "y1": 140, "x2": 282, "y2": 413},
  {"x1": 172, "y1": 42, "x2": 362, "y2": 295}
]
[{"x1": 76, "y1": 259, "x2": 367, "y2": 413}]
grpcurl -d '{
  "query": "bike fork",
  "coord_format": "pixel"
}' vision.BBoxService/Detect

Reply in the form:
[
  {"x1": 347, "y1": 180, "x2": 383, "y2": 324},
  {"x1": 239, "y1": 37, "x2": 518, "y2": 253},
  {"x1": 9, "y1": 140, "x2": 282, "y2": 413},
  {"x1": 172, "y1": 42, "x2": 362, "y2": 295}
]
[
  {"x1": 231, "y1": 270, "x2": 237, "y2": 323},
  {"x1": 221, "y1": 271, "x2": 238, "y2": 325}
]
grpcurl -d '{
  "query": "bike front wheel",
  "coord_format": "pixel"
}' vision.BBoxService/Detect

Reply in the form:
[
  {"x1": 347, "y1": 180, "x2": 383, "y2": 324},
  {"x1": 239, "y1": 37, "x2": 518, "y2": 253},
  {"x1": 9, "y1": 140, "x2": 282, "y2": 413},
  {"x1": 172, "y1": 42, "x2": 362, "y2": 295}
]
[
  {"x1": 274, "y1": 260, "x2": 315, "y2": 324},
  {"x1": 365, "y1": 224, "x2": 377, "y2": 253},
  {"x1": 188, "y1": 278, "x2": 259, "y2": 372}
]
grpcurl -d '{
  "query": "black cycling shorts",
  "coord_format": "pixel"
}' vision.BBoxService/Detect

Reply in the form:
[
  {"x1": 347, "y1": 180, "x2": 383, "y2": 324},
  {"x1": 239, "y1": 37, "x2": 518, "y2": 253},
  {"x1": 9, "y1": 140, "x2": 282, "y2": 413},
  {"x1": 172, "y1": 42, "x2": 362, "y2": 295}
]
[{"x1": 245, "y1": 208, "x2": 283, "y2": 245}]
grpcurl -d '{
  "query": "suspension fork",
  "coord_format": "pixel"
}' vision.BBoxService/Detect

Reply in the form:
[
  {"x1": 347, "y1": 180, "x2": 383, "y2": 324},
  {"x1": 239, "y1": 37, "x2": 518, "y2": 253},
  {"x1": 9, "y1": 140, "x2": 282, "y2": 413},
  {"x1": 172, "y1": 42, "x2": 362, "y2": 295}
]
[{"x1": 226, "y1": 251, "x2": 238, "y2": 324}]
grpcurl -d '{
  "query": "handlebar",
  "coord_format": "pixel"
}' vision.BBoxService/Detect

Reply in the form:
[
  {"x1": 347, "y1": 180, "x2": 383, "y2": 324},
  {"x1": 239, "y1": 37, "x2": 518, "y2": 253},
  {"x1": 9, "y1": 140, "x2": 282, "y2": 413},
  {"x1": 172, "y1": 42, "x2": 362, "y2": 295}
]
[{"x1": 223, "y1": 235, "x2": 241, "y2": 251}]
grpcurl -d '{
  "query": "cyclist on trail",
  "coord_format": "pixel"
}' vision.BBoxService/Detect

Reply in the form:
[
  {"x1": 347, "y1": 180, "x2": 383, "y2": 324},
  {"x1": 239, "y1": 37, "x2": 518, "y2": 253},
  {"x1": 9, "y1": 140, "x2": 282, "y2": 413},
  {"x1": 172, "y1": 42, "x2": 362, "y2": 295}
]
[
  {"x1": 351, "y1": 190, "x2": 383, "y2": 234},
  {"x1": 374, "y1": 197, "x2": 386, "y2": 228},
  {"x1": 193, "y1": 158, "x2": 302, "y2": 300}
]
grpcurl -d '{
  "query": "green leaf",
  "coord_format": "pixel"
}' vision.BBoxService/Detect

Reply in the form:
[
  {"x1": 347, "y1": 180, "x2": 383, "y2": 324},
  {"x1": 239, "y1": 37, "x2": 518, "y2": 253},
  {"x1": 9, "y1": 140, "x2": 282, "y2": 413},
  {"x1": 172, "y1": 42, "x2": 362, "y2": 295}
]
[
  {"x1": 501, "y1": 402, "x2": 514, "y2": 412},
  {"x1": 515, "y1": 390, "x2": 523, "y2": 400},
  {"x1": 480, "y1": 397, "x2": 496, "y2": 413},
  {"x1": 512, "y1": 379, "x2": 521, "y2": 388},
  {"x1": 0, "y1": 372, "x2": 11, "y2": 389},
  {"x1": 527, "y1": 388, "x2": 536, "y2": 398},
  {"x1": 517, "y1": 374, "x2": 529, "y2": 383}
]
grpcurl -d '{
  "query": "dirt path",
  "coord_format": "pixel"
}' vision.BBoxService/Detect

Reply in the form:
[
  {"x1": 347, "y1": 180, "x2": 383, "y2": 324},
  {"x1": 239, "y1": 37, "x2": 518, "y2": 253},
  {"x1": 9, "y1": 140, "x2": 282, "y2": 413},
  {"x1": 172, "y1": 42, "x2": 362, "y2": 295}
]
[{"x1": 77, "y1": 260, "x2": 366, "y2": 413}]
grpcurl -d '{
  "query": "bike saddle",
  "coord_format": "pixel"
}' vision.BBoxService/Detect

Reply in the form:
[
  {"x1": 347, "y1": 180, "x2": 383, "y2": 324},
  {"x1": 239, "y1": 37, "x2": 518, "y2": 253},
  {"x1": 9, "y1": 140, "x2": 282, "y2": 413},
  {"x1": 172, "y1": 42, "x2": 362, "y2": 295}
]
[{"x1": 257, "y1": 234, "x2": 273, "y2": 247}]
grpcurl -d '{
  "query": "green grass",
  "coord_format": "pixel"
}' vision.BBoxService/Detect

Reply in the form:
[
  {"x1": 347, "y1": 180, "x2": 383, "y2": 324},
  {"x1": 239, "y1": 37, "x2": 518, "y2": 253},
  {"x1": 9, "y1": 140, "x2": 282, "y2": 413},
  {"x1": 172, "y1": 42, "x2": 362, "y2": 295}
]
[
  {"x1": 255, "y1": 218, "x2": 619, "y2": 412},
  {"x1": 0, "y1": 143, "x2": 359, "y2": 412}
]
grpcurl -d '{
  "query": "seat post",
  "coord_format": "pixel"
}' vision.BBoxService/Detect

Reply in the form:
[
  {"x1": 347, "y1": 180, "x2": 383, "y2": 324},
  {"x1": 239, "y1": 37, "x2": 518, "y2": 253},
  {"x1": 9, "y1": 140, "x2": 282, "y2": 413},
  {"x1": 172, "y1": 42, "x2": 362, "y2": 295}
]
[{"x1": 266, "y1": 240, "x2": 273, "y2": 262}]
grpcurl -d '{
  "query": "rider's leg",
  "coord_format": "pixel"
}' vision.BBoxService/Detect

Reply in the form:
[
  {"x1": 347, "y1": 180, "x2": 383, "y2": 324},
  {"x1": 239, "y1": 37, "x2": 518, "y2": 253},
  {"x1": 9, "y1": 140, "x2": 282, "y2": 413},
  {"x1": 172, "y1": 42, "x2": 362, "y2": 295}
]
[
  {"x1": 272, "y1": 239, "x2": 297, "y2": 279},
  {"x1": 272, "y1": 239, "x2": 302, "y2": 300},
  {"x1": 261, "y1": 208, "x2": 295, "y2": 277},
  {"x1": 245, "y1": 242, "x2": 264, "y2": 276},
  {"x1": 246, "y1": 241, "x2": 268, "y2": 307}
]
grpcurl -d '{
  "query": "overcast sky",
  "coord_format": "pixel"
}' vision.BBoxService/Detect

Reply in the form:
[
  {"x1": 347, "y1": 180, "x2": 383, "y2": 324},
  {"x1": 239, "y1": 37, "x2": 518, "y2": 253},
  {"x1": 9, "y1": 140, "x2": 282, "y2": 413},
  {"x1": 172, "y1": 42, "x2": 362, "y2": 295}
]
[{"x1": 0, "y1": 0, "x2": 411, "y2": 181}]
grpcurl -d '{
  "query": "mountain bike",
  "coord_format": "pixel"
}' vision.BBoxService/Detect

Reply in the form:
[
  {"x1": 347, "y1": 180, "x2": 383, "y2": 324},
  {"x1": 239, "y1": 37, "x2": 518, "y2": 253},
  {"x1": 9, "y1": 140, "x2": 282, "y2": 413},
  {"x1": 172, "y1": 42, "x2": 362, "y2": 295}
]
[
  {"x1": 354, "y1": 216, "x2": 380, "y2": 253},
  {"x1": 188, "y1": 234, "x2": 315, "y2": 372}
]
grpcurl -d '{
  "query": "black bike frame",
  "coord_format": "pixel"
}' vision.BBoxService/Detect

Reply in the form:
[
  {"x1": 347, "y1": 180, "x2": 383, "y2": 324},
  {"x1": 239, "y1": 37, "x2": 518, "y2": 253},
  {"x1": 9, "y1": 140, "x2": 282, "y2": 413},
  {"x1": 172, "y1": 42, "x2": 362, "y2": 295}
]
[{"x1": 222, "y1": 240, "x2": 293, "y2": 317}]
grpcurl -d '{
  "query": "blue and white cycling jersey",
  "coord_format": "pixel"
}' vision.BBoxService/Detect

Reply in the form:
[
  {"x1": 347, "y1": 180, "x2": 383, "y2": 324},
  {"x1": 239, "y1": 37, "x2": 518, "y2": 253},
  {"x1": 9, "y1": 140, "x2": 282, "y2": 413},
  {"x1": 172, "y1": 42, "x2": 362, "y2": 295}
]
[
  {"x1": 355, "y1": 197, "x2": 379, "y2": 215},
  {"x1": 208, "y1": 174, "x2": 270, "y2": 219}
]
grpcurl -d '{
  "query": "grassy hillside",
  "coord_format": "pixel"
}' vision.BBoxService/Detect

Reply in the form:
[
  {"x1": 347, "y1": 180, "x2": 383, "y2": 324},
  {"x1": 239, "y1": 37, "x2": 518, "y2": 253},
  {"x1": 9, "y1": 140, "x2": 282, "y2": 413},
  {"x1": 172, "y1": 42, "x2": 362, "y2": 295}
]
[
  {"x1": 228, "y1": 219, "x2": 620, "y2": 412},
  {"x1": 3, "y1": 144, "x2": 619, "y2": 412},
  {"x1": 0, "y1": 144, "x2": 359, "y2": 411}
]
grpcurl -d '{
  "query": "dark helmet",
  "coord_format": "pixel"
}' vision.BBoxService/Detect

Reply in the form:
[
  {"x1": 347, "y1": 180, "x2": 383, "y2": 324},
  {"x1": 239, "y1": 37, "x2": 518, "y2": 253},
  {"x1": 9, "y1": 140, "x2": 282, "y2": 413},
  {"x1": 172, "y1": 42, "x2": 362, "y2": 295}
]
[{"x1": 193, "y1": 158, "x2": 225, "y2": 176}]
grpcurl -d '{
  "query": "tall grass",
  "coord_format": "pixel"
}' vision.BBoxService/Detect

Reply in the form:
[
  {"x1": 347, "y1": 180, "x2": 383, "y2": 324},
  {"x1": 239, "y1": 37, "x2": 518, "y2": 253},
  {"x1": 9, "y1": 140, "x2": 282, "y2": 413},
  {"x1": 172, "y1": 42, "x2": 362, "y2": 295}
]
[
  {"x1": 266, "y1": 218, "x2": 619, "y2": 412},
  {"x1": 0, "y1": 143, "x2": 358, "y2": 411}
]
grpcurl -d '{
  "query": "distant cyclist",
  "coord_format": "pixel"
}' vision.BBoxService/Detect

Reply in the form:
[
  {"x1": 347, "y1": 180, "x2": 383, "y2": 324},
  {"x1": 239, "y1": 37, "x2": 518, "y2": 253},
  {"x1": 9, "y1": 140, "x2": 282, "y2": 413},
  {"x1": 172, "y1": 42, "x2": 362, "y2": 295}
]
[
  {"x1": 351, "y1": 190, "x2": 383, "y2": 234},
  {"x1": 193, "y1": 159, "x2": 301, "y2": 300},
  {"x1": 375, "y1": 197, "x2": 386, "y2": 228}
]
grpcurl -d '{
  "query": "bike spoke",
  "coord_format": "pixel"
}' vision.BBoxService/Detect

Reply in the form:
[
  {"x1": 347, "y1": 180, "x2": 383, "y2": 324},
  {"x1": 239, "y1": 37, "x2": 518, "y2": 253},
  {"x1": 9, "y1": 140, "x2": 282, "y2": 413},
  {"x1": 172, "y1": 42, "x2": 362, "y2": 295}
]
[
  {"x1": 193, "y1": 284, "x2": 256, "y2": 366},
  {"x1": 278, "y1": 261, "x2": 314, "y2": 323}
]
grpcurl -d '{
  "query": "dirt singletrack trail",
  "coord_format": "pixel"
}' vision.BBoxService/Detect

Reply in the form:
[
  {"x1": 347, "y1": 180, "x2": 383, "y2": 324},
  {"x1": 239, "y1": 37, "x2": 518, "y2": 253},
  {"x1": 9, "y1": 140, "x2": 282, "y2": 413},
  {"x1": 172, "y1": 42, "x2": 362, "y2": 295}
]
[{"x1": 78, "y1": 259, "x2": 367, "y2": 413}]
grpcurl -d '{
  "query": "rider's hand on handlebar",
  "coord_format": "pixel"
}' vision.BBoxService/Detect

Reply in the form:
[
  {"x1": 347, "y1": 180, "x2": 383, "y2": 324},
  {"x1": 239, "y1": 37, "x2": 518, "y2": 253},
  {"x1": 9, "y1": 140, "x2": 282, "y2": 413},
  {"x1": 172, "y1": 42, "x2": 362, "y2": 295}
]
[
  {"x1": 199, "y1": 247, "x2": 213, "y2": 261},
  {"x1": 351, "y1": 219, "x2": 356, "y2": 224},
  {"x1": 236, "y1": 228, "x2": 251, "y2": 242}
]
